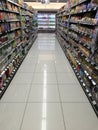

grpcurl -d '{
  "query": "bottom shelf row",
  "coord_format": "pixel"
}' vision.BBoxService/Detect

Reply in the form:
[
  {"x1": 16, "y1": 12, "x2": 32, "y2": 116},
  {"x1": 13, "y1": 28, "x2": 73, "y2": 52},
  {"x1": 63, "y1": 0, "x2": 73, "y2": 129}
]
[{"x1": 0, "y1": 34, "x2": 37, "y2": 99}]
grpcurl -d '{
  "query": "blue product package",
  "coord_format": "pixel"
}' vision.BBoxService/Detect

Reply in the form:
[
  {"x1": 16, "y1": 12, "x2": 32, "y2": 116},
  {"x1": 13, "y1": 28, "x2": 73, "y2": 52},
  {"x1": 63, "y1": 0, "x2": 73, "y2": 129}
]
[
  {"x1": 87, "y1": 1, "x2": 96, "y2": 9},
  {"x1": 83, "y1": 2, "x2": 88, "y2": 10},
  {"x1": 79, "y1": 68, "x2": 84, "y2": 78},
  {"x1": 6, "y1": 23, "x2": 9, "y2": 31},
  {"x1": 0, "y1": 2, "x2": 2, "y2": 10}
]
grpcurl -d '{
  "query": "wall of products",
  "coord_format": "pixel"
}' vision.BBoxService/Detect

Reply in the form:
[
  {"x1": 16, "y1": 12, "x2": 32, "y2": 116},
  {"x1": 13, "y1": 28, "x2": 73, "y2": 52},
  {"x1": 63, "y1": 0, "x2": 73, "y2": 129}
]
[
  {"x1": 56, "y1": 0, "x2": 98, "y2": 116},
  {"x1": 0, "y1": 0, "x2": 38, "y2": 98},
  {"x1": 37, "y1": 12, "x2": 56, "y2": 32}
]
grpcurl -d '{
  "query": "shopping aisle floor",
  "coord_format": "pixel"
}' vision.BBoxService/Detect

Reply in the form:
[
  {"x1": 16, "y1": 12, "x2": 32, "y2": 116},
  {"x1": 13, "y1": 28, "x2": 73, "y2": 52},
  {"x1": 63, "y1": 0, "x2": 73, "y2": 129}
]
[{"x1": 0, "y1": 33, "x2": 98, "y2": 130}]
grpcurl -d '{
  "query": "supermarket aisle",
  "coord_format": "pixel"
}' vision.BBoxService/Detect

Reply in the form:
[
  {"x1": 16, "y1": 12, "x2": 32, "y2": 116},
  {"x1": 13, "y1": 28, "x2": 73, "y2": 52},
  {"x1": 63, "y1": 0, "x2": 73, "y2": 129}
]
[{"x1": 0, "y1": 33, "x2": 98, "y2": 130}]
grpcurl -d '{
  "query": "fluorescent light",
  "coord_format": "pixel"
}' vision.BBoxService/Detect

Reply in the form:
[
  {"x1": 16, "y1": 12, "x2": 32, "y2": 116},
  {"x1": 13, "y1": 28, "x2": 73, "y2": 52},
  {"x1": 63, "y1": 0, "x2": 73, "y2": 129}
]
[{"x1": 41, "y1": 0, "x2": 50, "y2": 4}]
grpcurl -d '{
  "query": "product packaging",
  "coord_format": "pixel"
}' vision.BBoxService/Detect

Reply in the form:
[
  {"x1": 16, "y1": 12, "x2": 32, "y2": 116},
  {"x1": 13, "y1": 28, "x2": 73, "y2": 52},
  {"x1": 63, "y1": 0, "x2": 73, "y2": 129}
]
[{"x1": 0, "y1": 76, "x2": 3, "y2": 89}]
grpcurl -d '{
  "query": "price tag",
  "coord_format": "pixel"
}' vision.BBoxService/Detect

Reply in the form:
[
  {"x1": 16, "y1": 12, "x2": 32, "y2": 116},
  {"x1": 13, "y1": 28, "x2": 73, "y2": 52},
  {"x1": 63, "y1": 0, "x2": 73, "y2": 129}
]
[
  {"x1": 91, "y1": 80, "x2": 96, "y2": 86},
  {"x1": 13, "y1": 69, "x2": 15, "y2": 72},
  {"x1": 1, "y1": 87, "x2": 4, "y2": 90},
  {"x1": 8, "y1": 77, "x2": 11, "y2": 80},
  {"x1": 12, "y1": 72, "x2": 14, "y2": 74},
  {"x1": 94, "y1": 7, "x2": 97, "y2": 10},
  {"x1": 83, "y1": 83, "x2": 86, "y2": 86},
  {"x1": 3, "y1": 83, "x2": 6, "y2": 87},
  {"x1": 86, "y1": 89, "x2": 89, "y2": 93},
  {"x1": 88, "y1": 8, "x2": 91, "y2": 12},
  {"x1": 80, "y1": 79, "x2": 83, "y2": 82},
  {"x1": 89, "y1": 35, "x2": 92, "y2": 38},
  {"x1": 91, "y1": 62, "x2": 94, "y2": 65},
  {"x1": 75, "y1": 70, "x2": 77, "y2": 72},
  {"x1": 88, "y1": 93, "x2": 92, "y2": 97},
  {"x1": 78, "y1": 75, "x2": 80, "y2": 78},
  {"x1": 95, "y1": 66, "x2": 98, "y2": 70},
  {"x1": 84, "y1": 9, "x2": 86, "y2": 12},
  {"x1": 86, "y1": 73, "x2": 89, "y2": 76},
  {"x1": 81, "y1": 54, "x2": 84, "y2": 56},
  {"x1": 91, "y1": 23, "x2": 94, "y2": 26},
  {"x1": 88, "y1": 76, "x2": 92, "y2": 80},
  {"x1": 92, "y1": 101, "x2": 96, "y2": 105}
]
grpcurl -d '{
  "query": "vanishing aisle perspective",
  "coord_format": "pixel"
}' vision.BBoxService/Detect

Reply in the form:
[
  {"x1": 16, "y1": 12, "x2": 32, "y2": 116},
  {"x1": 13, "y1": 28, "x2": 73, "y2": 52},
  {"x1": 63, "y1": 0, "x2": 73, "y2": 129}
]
[{"x1": 0, "y1": 33, "x2": 97, "y2": 130}]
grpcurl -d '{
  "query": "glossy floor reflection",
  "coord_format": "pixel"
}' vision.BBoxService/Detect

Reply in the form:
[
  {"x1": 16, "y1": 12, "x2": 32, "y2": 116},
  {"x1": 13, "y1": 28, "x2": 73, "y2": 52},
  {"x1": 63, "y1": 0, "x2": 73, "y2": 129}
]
[{"x1": 0, "y1": 33, "x2": 98, "y2": 130}]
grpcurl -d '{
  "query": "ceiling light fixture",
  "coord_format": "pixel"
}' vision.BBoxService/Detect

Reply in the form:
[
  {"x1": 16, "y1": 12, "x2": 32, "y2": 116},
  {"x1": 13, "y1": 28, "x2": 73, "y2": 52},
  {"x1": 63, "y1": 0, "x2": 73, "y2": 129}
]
[{"x1": 41, "y1": 0, "x2": 50, "y2": 4}]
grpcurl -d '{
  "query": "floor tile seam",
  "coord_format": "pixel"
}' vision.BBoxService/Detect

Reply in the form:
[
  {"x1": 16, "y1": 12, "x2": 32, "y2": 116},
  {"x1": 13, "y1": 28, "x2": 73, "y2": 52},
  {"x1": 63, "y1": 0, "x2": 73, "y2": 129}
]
[
  {"x1": 19, "y1": 78, "x2": 33, "y2": 130},
  {"x1": 55, "y1": 71, "x2": 75, "y2": 73},
  {"x1": 0, "y1": 102, "x2": 27, "y2": 103},
  {"x1": 23, "y1": 86, "x2": 82, "y2": 89},
  {"x1": 55, "y1": 44, "x2": 67, "y2": 130},
  {"x1": 58, "y1": 83, "x2": 80, "y2": 85},
  {"x1": 29, "y1": 86, "x2": 58, "y2": 88},
  {"x1": 19, "y1": 41, "x2": 38, "y2": 130},
  {"x1": 33, "y1": 72, "x2": 75, "y2": 73},
  {"x1": 27, "y1": 101, "x2": 89, "y2": 103},
  {"x1": 55, "y1": 85, "x2": 82, "y2": 88},
  {"x1": 16, "y1": 72, "x2": 35, "y2": 73},
  {"x1": 55, "y1": 39, "x2": 68, "y2": 130},
  {"x1": 26, "y1": 54, "x2": 38, "y2": 103},
  {"x1": 18, "y1": 65, "x2": 37, "y2": 67},
  {"x1": 5, "y1": 84, "x2": 32, "y2": 86},
  {"x1": 56, "y1": 72, "x2": 78, "y2": 74},
  {"x1": 19, "y1": 101, "x2": 89, "y2": 103},
  {"x1": 24, "y1": 101, "x2": 61, "y2": 103},
  {"x1": 9, "y1": 83, "x2": 32, "y2": 85},
  {"x1": 1, "y1": 101, "x2": 88, "y2": 103},
  {"x1": 32, "y1": 83, "x2": 58, "y2": 85},
  {"x1": 54, "y1": 62, "x2": 67, "y2": 130},
  {"x1": 35, "y1": 72, "x2": 57, "y2": 73}
]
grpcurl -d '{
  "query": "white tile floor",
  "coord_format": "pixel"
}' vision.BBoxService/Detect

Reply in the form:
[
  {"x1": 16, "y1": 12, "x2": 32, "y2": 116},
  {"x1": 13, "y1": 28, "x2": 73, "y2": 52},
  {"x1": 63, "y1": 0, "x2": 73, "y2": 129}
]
[{"x1": 0, "y1": 33, "x2": 98, "y2": 130}]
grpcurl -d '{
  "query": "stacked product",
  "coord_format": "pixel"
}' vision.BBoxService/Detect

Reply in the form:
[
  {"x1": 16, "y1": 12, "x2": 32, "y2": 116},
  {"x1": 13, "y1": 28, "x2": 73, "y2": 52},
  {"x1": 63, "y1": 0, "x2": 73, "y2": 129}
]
[{"x1": 56, "y1": 0, "x2": 98, "y2": 116}]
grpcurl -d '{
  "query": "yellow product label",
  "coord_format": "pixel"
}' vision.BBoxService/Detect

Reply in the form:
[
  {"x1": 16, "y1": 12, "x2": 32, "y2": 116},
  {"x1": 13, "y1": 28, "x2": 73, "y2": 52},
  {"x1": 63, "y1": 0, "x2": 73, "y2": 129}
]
[
  {"x1": 62, "y1": 16, "x2": 66, "y2": 21},
  {"x1": 67, "y1": 50, "x2": 77, "y2": 66}
]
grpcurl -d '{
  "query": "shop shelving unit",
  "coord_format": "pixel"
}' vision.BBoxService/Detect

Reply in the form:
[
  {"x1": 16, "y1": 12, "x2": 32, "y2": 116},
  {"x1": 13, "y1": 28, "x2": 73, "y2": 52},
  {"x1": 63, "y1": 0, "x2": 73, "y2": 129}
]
[
  {"x1": 0, "y1": 0, "x2": 38, "y2": 98},
  {"x1": 56, "y1": 0, "x2": 98, "y2": 117}
]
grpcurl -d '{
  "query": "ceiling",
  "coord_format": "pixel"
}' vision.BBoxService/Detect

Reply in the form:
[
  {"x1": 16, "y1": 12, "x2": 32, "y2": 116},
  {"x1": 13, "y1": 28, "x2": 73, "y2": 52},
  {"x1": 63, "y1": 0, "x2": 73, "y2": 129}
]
[
  {"x1": 25, "y1": 0, "x2": 67, "y2": 10},
  {"x1": 25, "y1": 2, "x2": 66, "y2": 10},
  {"x1": 24, "y1": 0, "x2": 66, "y2": 2}
]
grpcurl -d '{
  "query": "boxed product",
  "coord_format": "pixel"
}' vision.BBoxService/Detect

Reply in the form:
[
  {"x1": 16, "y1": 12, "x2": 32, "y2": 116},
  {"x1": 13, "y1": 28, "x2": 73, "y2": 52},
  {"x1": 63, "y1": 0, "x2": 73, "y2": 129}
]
[
  {"x1": 23, "y1": 3, "x2": 28, "y2": 9},
  {"x1": 95, "y1": 10, "x2": 98, "y2": 24},
  {"x1": 18, "y1": 0, "x2": 24, "y2": 6},
  {"x1": 0, "y1": 76, "x2": 3, "y2": 88},
  {"x1": 91, "y1": 0, "x2": 98, "y2": 5}
]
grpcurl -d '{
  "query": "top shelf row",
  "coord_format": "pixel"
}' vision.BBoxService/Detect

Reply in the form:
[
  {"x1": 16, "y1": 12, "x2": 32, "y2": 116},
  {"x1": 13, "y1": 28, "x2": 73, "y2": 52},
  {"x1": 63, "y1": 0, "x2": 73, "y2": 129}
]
[
  {"x1": 57, "y1": 0, "x2": 98, "y2": 14},
  {"x1": 71, "y1": 0, "x2": 89, "y2": 9},
  {"x1": 0, "y1": 0, "x2": 34, "y2": 14}
]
